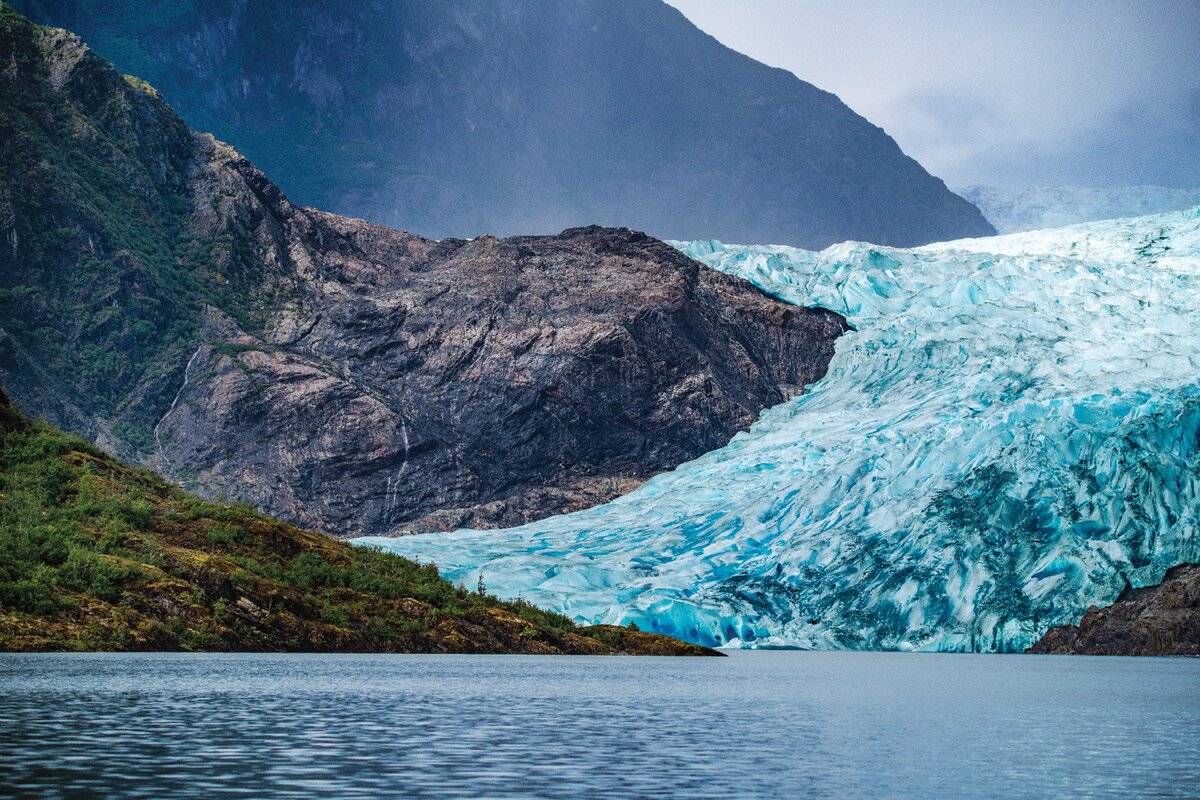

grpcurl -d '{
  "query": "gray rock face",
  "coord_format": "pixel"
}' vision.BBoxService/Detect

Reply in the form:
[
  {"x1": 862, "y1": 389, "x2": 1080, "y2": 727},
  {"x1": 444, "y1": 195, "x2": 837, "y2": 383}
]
[
  {"x1": 160, "y1": 219, "x2": 848, "y2": 536},
  {"x1": 12, "y1": 0, "x2": 995, "y2": 249},
  {"x1": 0, "y1": 9, "x2": 848, "y2": 538}
]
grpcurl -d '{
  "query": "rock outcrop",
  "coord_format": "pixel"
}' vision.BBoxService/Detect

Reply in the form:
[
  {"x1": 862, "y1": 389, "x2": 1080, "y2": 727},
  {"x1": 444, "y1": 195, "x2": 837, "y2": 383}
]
[
  {"x1": 11, "y1": 0, "x2": 995, "y2": 249},
  {"x1": 159, "y1": 223, "x2": 847, "y2": 536},
  {"x1": 1028, "y1": 564, "x2": 1200, "y2": 656},
  {"x1": 0, "y1": 9, "x2": 848, "y2": 537}
]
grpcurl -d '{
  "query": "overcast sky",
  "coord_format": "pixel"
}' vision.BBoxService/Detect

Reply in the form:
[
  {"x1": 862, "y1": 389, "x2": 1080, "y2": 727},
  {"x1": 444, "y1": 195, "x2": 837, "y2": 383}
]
[{"x1": 666, "y1": 0, "x2": 1200, "y2": 190}]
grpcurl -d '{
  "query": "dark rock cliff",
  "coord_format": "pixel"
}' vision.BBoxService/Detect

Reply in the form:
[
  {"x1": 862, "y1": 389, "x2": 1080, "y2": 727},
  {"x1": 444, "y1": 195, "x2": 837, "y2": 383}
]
[
  {"x1": 1027, "y1": 564, "x2": 1200, "y2": 656},
  {"x1": 10, "y1": 0, "x2": 994, "y2": 249},
  {"x1": 159, "y1": 222, "x2": 847, "y2": 536},
  {"x1": 0, "y1": 9, "x2": 848, "y2": 537}
]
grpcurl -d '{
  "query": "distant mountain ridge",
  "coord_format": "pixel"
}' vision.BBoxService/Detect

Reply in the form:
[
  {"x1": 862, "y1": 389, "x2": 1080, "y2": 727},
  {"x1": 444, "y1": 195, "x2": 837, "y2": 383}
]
[{"x1": 10, "y1": 0, "x2": 993, "y2": 248}]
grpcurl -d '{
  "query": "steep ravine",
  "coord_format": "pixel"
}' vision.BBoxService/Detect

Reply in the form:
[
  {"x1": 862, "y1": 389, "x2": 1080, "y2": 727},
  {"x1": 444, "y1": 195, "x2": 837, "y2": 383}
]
[{"x1": 0, "y1": 9, "x2": 848, "y2": 539}]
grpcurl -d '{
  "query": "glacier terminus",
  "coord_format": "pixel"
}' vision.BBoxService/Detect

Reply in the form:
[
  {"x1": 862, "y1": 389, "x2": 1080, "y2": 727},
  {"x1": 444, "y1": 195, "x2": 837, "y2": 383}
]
[{"x1": 357, "y1": 208, "x2": 1200, "y2": 652}]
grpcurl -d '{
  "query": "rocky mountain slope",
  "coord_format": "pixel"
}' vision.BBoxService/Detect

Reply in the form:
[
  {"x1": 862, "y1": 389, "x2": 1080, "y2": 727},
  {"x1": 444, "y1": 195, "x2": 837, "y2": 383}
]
[
  {"x1": 1028, "y1": 564, "x2": 1200, "y2": 656},
  {"x1": 0, "y1": 8, "x2": 847, "y2": 537},
  {"x1": 0, "y1": 390, "x2": 721, "y2": 654},
  {"x1": 10, "y1": 0, "x2": 993, "y2": 249},
  {"x1": 157, "y1": 225, "x2": 848, "y2": 536}
]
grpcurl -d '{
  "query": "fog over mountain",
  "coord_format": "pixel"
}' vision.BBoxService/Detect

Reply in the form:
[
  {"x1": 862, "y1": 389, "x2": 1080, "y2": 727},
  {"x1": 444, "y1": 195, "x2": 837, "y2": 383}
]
[
  {"x1": 10, "y1": 0, "x2": 993, "y2": 248},
  {"x1": 667, "y1": 0, "x2": 1200, "y2": 191}
]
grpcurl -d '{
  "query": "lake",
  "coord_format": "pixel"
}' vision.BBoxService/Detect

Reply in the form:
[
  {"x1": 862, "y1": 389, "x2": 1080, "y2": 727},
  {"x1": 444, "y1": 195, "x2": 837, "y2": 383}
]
[{"x1": 1, "y1": 652, "x2": 1197, "y2": 798}]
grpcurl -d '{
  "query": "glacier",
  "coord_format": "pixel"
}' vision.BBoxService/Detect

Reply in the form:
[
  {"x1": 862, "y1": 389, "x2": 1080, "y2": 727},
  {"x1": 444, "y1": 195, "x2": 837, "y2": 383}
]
[
  {"x1": 356, "y1": 208, "x2": 1200, "y2": 652},
  {"x1": 959, "y1": 184, "x2": 1200, "y2": 234}
]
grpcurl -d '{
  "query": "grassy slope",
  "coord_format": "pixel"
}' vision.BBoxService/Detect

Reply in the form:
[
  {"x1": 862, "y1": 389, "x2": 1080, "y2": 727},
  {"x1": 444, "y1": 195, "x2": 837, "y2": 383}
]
[{"x1": 0, "y1": 391, "x2": 719, "y2": 655}]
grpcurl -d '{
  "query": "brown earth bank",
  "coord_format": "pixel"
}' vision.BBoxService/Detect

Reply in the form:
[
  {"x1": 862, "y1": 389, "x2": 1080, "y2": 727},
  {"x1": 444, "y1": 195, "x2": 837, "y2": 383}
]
[
  {"x1": 0, "y1": 7, "x2": 848, "y2": 538},
  {"x1": 1027, "y1": 563, "x2": 1200, "y2": 656},
  {"x1": 0, "y1": 388, "x2": 722, "y2": 656}
]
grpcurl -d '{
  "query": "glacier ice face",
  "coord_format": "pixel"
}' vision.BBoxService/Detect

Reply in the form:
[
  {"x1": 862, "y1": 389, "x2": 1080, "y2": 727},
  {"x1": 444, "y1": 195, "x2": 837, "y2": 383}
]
[{"x1": 356, "y1": 208, "x2": 1200, "y2": 652}]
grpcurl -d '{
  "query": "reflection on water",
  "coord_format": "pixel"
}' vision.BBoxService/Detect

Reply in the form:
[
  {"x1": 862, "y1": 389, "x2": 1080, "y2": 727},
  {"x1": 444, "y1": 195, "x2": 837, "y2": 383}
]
[{"x1": 0, "y1": 652, "x2": 1197, "y2": 798}]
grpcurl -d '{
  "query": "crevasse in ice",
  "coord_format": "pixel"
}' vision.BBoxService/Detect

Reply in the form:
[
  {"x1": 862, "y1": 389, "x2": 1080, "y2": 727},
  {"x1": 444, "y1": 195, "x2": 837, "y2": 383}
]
[{"x1": 356, "y1": 208, "x2": 1200, "y2": 651}]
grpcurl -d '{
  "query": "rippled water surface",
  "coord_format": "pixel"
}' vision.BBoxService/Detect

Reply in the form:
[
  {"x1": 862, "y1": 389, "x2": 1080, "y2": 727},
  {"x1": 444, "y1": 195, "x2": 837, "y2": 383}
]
[{"x1": 1, "y1": 652, "x2": 1198, "y2": 798}]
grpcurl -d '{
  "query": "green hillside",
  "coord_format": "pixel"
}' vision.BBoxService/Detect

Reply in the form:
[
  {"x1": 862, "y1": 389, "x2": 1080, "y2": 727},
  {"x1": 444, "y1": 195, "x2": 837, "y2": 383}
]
[{"x1": 0, "y1": 390, "x2": 719, "y2": 655}]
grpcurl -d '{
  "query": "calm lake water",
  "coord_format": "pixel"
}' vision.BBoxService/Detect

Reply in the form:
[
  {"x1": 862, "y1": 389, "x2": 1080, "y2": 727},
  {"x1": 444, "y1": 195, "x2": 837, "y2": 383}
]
[{"x1": 0, "y1": 652, "x2": 1197, "y2": 798}]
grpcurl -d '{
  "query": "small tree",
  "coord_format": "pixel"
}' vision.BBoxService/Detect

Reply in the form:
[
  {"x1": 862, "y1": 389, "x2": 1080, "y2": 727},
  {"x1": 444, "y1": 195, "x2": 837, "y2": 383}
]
[
  {"x1": 626, "y1": 620, "x2": 640, "y2": 632},
  {"x1": 476, "y1": 572, "x2": 486, "y2": 596}
]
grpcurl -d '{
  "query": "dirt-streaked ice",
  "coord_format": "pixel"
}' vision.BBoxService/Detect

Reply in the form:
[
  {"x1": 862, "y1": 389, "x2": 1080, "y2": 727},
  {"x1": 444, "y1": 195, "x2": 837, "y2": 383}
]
[{"x1": 357, "y1": 208, "x2": 1200, "y2": 651}]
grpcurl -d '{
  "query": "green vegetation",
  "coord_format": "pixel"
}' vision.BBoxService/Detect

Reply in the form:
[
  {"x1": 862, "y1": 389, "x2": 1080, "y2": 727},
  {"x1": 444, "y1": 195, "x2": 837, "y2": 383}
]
[
  {"x1": 0, "y1": 6, "x2": 192, "y2": 438},
  {"x1": 0, "y1": 7, "x2": 289, "y2": 452},
  {"x1": 0, "y1": 390, "x2": 717, "y2": 654}
]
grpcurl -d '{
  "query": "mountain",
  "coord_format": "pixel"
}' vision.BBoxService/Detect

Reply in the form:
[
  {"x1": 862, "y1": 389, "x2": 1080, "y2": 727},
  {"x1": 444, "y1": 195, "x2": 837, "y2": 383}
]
[
  {"x1": 0, "y1": 7, "x2": 847, "y2": 538},
  {"x1": 367, "y1": 207, "x2": 1200, "y2": 652},
  {"x1": 0, "y1": 389, "x2": 720, "y2": 654},
  {"x1": 8, "y1": 0, "x2": 994, "y2": 249},
  {"x1": 155, "y1": 226, "x2": 848, "y2": 537},
  {"x1": 959, "y1": 184, "x2": 1200, "y2": 234},
  {"x1": 1028, "y1": 563, "x2": 1199, "y2": 656}
]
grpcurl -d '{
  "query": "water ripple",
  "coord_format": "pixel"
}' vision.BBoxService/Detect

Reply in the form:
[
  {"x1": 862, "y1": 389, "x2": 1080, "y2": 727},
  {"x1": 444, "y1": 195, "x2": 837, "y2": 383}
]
[{"x1": 1, "y1": 652, "x2": 1197, "y2": 798}]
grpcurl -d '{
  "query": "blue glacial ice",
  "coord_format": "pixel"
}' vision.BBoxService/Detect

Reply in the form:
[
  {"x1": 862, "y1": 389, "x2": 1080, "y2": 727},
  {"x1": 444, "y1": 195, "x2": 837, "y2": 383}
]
[{"x1": 356, "y1": 208, "x2": 1200, "y2": 651}]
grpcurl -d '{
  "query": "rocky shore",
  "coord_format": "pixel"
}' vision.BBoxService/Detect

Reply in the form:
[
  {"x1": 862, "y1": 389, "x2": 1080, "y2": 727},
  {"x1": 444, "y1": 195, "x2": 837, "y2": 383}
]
[{"x1": 1028, "y1": 564, "x2": 1200, "y2": 656}]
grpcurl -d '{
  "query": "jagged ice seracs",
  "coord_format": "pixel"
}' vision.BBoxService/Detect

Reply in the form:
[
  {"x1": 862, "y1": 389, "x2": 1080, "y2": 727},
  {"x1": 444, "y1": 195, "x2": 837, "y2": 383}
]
[{"x1": 357, "y1": 208, "x2": 1200, "y2": 651}]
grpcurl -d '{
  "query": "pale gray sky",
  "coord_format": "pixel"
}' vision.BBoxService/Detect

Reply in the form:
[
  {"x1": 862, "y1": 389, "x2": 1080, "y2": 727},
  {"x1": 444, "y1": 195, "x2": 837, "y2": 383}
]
[{"x1": 666, "y1": 0, "x2": 1200, "y2": 189}]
